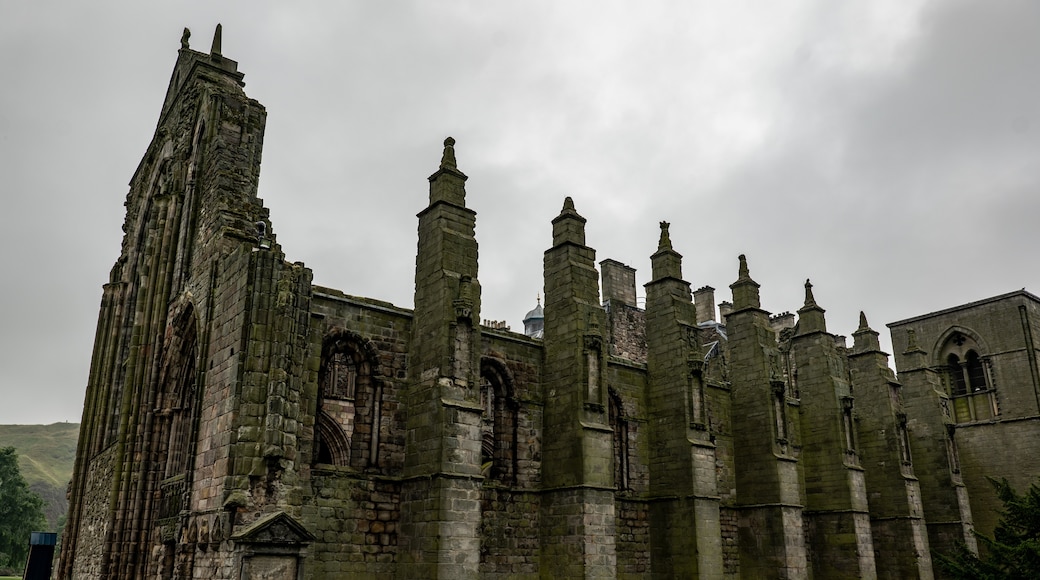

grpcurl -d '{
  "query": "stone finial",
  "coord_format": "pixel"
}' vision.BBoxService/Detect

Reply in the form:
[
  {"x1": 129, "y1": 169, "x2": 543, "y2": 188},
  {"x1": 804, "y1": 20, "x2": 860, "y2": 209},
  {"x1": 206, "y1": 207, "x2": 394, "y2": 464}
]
[
  {"x1": 730, "y1": 254, "x2": 761, "y2": 310},
  {"x1": 738, "y1": 254, "x2": 750, "y2": 280},
  {"x1": 851, "y1": 310, "x2": 881, "y2": 354},
  {"x1": 658, "y1": 221, "x2": 672, "y2": 251},
  {"x1": 440, "y1": 136, "x2": 457, "y2": 170},
  {"x1": 180, "y1": 27, "x2": 191, "y2": 50},
  {"x1": 211, "y1": 23, "x2": 222, "y2": 56},
  {"x1": 796, "y1": 277, "x2": 826, "y2": 334},
  {"x1": 551, "y1": 196, "x2": 587, "y2": 247}
]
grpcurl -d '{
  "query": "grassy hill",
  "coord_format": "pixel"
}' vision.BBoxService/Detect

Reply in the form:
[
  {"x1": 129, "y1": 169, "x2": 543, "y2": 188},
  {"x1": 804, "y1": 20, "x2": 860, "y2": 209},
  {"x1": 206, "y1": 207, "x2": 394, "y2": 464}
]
[{"x1": 0, "y1": 423, "x2": 80, "y2": 530}]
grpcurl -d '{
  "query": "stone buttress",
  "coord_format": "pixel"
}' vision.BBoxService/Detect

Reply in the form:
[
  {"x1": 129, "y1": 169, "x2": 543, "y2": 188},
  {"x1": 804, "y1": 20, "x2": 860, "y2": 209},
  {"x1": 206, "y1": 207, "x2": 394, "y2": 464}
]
[
  {"x1": 397, "y1": 138, "x2": 484, "y2": 579},
  {"x1": 726, "y1": 255, "x2": 807, "y2": 579},
  {"x1": 539, "y1": 198, "x2": 616, "y2": 579},
  {"x1": 849, "y1": 312, "x2": 933, "y2": 580},
  {"x1": 643, "y1": 223, "x2": 724, "y2": 578},
  {"x1": 788, "y1": 281, "x2": 876, "y2": 579},
  {"x1": 889, "y1": 327, "x2": 977, "y2": 560}
]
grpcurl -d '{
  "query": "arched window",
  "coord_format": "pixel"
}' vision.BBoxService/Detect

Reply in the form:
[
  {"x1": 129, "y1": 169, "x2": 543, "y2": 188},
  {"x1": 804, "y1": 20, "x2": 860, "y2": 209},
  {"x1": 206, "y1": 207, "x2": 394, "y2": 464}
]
[
  {"x1": 317, "y1": 331, "x2": 377, "y2": 468},
  {"x1": 947, "y1": 353, "x2": 967, "y2": 396},
  {"x1": 155, "y1": 304, "x2": 199, "y2": 526},
  {"x1": 315, "y1": 411, "x2": 350, "y2": 466},
  {"x1": 158, "y1": 305, "x2": 199, "y2": 481},
  {"x1": 480, "y1": 357, "x2": 517, "y2": 483},
  {"x1": 965, "y1": 351, "x2": 987, "y2": 392},
  {"x1": 938, "y1": 330, "x2": 997, "y2": 422}
]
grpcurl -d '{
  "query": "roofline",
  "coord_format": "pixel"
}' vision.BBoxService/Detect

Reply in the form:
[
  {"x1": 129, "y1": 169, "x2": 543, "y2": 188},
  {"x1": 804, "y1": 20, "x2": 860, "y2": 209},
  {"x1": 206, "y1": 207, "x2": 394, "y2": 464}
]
[{"x1": 887, "y1": 289, "x2": 1040, "y2": 328}]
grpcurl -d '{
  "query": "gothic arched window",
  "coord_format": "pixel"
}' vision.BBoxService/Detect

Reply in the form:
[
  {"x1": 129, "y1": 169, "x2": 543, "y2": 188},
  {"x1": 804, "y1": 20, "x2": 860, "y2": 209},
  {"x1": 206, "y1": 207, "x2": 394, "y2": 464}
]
[
  {"x1": 939, "y1": 330, "x2": 997, "y2": 422},
  {"x1": 480, "y1": 358, "x2": 517, "y2": 483},
  {"x1": 317, "y1": 331, "x2": 377, "y2": 468},
  {"x1": 947, "y1": 353, "x2": 968, "y2": 396}
]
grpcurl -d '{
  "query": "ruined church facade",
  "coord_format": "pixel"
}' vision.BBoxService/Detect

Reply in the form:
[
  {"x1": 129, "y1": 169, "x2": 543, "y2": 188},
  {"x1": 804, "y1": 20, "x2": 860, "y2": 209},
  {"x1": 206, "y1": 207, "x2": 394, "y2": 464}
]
[{"x1": 61, "y1": 29, "x2": 1040, "y2": 579}]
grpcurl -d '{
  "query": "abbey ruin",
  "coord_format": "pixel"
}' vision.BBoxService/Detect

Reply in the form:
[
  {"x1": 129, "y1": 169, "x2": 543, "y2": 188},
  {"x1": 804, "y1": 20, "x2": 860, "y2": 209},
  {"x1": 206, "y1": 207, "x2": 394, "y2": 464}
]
[{"x1": 60, "y1": 27, "x2": 1040, "y2": 579}]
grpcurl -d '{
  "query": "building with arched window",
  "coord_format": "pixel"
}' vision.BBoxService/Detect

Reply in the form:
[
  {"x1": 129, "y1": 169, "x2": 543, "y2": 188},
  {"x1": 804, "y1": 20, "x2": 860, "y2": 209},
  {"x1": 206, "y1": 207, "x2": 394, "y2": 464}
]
[{"x1": 60, "y1": 28, "x2": 1040, "y2": 580}]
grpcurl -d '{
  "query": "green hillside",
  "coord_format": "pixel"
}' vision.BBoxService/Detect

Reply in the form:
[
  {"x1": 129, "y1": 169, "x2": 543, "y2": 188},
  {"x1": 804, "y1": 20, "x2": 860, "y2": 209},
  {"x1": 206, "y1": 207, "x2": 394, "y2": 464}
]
[{"x1": 0, "y1": 423, "x2": 80, "y2": 530}]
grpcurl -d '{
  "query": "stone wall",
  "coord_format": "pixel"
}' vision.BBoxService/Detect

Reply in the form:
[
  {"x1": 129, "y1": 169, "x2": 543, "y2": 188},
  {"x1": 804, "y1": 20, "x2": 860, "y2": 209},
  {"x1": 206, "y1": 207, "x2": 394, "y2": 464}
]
[
  {"x1": 303, "y1": 471, "x2": 399, "y2": 578},
  {"x1": 71, "y1": 444, "x2": 116, "y2": 579}
]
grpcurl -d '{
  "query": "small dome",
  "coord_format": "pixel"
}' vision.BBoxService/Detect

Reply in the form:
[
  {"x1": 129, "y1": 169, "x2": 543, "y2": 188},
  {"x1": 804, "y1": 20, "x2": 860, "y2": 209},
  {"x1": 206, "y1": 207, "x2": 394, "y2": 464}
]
[
  {"x1": 523, "y1": 303, "x2": 543, "y2": 322},
  {"x1": 523, "y1": 297, "x2": 544, "y2": 339}
]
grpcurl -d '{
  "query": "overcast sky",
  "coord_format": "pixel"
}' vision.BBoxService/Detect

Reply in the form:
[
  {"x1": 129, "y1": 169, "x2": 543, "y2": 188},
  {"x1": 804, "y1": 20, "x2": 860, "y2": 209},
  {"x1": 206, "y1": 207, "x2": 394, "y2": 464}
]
[{"x1": 1, "y1": 1, "x2": 1038, "y2": 425}]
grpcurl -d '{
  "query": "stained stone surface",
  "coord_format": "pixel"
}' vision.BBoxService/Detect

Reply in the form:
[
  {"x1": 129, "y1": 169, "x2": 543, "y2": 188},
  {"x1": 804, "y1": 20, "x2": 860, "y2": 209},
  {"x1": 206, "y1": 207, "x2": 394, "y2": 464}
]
[{"x1": 59, "y1": 28, "x2": 1040, "y2": 580}]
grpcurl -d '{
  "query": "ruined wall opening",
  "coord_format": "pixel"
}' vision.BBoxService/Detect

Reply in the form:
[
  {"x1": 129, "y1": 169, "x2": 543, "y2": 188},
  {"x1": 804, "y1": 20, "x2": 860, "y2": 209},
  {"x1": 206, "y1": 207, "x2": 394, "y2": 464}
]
[
  {"x1": 155, "y1": 303, "x2": 200, "y2": 524},
  {"x1": 317, "y1": 330, "x2": 381, "y2": 469},
  {"x1": 480, "y1": 357, "x2": 517, "y2": 483}
]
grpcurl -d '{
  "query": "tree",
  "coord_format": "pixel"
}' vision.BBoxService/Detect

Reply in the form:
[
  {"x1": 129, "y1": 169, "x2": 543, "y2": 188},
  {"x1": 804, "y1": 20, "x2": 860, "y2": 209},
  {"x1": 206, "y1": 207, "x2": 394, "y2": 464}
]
[
  {"x1": 0, "y1": 446, "x2": 47, "y2": 572},
  {"x1": 937, "y1": 477, "x2": 1040, "y2": 579}
]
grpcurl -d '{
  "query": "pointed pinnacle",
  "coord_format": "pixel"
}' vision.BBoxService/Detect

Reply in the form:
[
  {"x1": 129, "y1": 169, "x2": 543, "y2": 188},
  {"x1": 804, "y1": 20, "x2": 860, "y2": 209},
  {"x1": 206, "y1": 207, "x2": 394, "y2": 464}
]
[
  {"x1": 439, "y1": 136, "x2": 457, "y2": 169},
  {"x1": 858, "y1": 311, "x2": 869, "y2": 331},
  {"x1": 211, "y1": 23, "x2": 222, "y2": 56},
  {"x1": 804, "y1": 279, "x2": 816, "y2": 306},
  {"x1": 658, "y1": 221, "x2": 672, "y2": 251}
]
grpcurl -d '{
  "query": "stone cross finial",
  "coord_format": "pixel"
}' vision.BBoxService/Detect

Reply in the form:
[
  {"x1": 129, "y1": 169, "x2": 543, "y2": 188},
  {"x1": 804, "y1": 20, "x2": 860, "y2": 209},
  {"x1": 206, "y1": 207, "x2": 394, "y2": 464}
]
[
  {"x1": 180, "y1": 27, "x2": 191, "y2": 50},
  {"x1": 440, "y1": 136, "x2": 457, "y2": 169},
  {"x1": 211, "y1": 23, "x2": 222, "y2": 56},
  {"x1": 658, "y1": 221, "x2": 672, "y2": 250}
]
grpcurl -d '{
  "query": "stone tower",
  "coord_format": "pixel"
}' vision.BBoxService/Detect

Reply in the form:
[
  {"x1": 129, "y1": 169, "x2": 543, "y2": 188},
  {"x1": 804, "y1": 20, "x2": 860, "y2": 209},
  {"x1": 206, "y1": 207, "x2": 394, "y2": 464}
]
[
  {"x1": 849, "y1": 312, "x2": 933, "y2": 579},
  {"x1": 887, "y1": 326, "x2": 977, "y2": 558},
  {"x1": 539, "y1": 197, "x2": 616, "y2": 578},
  {"x1": 726, "y1": 255, "x2": 808, "y2": 578},
  {"x1": 643, "y1": 222, "x2": 723, "y2": 577},
  {"x1": 397, "y1": 137, "x2": 484, "y2": 578},
  {"x1": 61, "y1": 25, "x2": 316, "y2": 579},
  {"x1": 787, "y1": 281, "x2": 875, "y2": 579}
]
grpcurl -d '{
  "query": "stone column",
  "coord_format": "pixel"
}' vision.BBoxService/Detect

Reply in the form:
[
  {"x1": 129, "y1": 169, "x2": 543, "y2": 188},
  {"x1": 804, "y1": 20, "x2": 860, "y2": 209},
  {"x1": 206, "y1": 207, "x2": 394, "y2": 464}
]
[
  {"x1": 539, "y1": 197, "x2": 616, "y2": 579},
  {"x1": 849, "y1": 312, "x2": 933, "y2": 579},
  {"x1": 726, "y1": 255, "x2": 807, "y2": 579},
  {"x1": 398, "y1": 138, "x2": 484, "y2": 579},
  {"x1": 644, "y1": 222, "x2": 723, "y2": 578},
  {"x1": 789, "y1": 282, "x2": 876, "y2": 579}
]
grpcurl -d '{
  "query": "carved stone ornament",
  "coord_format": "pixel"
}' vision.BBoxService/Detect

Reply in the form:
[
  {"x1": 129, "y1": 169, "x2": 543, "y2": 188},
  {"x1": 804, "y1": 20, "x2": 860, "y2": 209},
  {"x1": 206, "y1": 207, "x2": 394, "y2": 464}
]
[{"x1": 230, "y1": 511, "x2": 316, "y2": 545}]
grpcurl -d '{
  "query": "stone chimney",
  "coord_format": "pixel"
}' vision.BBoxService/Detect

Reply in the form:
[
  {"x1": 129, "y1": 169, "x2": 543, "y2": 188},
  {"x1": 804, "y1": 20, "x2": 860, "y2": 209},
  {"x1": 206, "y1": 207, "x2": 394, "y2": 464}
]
[
  {"x1": 693, "y1": 286, "x2": 716, "y2": 323},
  {"x1": 600, "y1": 259, "x2": 637, "y2": 308}
]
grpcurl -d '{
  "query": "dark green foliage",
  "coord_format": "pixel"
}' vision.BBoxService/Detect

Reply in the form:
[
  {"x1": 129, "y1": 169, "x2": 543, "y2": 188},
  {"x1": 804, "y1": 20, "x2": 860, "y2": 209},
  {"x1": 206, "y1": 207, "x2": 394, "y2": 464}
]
[
  {"x1": 0, "y1": 446, "x2": 47, "y2": 572},
  {"x1": 0, "y1": 423, "x2": 78, "y2": 529},
  {"x1": 937, "y1": 477, "x2": 1040, "y2": 579}
]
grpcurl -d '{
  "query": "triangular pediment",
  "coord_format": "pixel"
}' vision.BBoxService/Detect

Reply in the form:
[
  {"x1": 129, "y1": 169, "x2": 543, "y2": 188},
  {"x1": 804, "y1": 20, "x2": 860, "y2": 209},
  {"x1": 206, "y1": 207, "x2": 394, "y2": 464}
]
[{"x1": 230, "y1": 511, "x2": 315, "y2": 544}]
